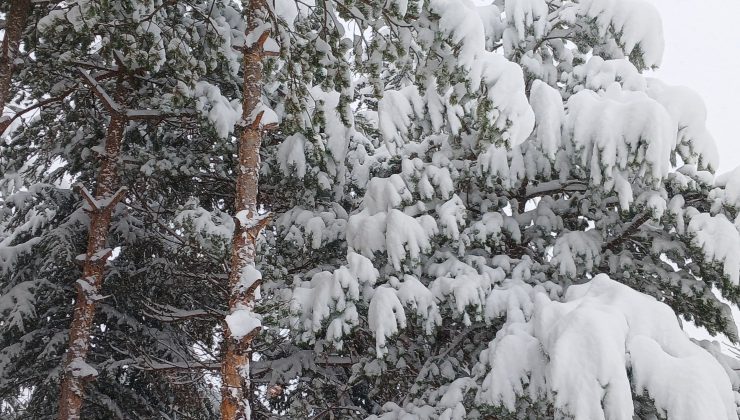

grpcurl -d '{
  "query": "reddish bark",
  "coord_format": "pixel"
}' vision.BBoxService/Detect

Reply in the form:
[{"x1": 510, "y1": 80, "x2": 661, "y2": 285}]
[
  {"x1": 220, "y1": 3, "x2": 271, "y2": 419},
  {"x1": 0, "y1": 0, "x2": 31, "y2": 134},
  {"x1": 57, "y1": 79, "x2": 127, "y2": 420}
]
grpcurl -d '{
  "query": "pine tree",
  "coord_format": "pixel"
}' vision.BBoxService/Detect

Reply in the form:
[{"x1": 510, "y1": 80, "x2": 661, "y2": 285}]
[
  {"x1": 1, "y1": 1, "x2": 245, "y2": 417},
  {"x1": 259, "y1": 0, "x2": 740, "y2": 418}
]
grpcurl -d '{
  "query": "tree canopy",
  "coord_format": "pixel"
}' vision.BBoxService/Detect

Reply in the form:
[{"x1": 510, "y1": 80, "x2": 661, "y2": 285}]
[{"x1": 2, "y1": 0, "x2": 740, "y2": 419}]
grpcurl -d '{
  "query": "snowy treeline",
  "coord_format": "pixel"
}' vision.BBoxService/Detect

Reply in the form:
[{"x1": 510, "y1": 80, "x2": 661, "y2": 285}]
[{"x1": 2, "y1": 0, "x2": 740, "y2": 419}]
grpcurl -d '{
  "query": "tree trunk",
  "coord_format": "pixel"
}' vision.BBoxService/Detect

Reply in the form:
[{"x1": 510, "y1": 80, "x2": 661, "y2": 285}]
[
  {"x1": 220, "y1": 3, "x2": 270, "y2": 419},
  {"x1": 57, "y1": 79, "x2": 128, "y2": 420},
  {"x1": 0, "y1": 0, "x2": 31, "y2": 132}
]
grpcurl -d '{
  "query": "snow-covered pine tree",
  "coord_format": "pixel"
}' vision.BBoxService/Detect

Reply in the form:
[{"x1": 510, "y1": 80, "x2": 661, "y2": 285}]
[
  {"x1": 2, "y1": 0, "x2": 370, "y2": 416},
  {"x1": 209, "y1": 0, "x2": 365, "y2": 417},
  {"x1": 260, "y1": 0, "x2": 740, "y2": 418},
  {"x1": 3, "y1": 0, "x2": 740, "y2": 418},
  {"x1": 0, "y1": 1, "x2": 247, "y2": 417}
]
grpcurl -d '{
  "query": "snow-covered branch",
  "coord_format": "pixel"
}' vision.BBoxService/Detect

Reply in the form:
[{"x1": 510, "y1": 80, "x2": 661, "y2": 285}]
[
  {"x1": 603, "y1": 212, "x2": 652, "y2": 252},
  {"x1": 77, "y1": 68, "x2": 196, "y2": 122}
]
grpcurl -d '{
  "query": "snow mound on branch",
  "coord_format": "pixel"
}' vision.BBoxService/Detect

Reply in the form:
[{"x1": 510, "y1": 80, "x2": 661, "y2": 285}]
[
  {"x1": 570, "y1": 57, "x2": 646, "y2": 93},
  {"x1": 430, "y1": 0, "x2": 535, "y2": 145},
  {"x1": 550, "y1": 231, "x2": 602, "y2": 278},
  {"x1": 225, "y1": 308, "x2": 261, "y2": 340},
  {"x1": 687, "y1": 213, "x2": 740, "y2": 285},
  {"x1": 174, "y1": 202, "x2": 234, "y2": 245},
  {"x1": 363, "y1": 175, "x2": 412, "y2": 214},
  {"x1": 368, "y1": 286, "x2": 406, "y2": 357},
  {"x1": 307, "y1": 87, "x2": 355, "y2": 182},
  {"x1": 392, "y1": 274, "x2": 442, "y2": 334},
  {"x1": 428, "y1": 255, "x2": 506, "y2": 322},
  {"x1": 529, "y1": 80, "x2": 564, "y2": 160},
  {"x1": 559, "y1": 61, "x2": 719, "y2": 178},
  {"x1": 376, "y1": 83, "x2": 467, "y2": 150},
  {"x1": 347, "y1": 176, "x2": 438, "y2": 270},
  {"x1": 478, "y1": 274, "x2": 738, "y2": 420},
  {"x1": 564, "y1": 84, "x2": 676, "y2": 205},
  {"x1": 272, "y1": 0, "x2": 315, "y2": 29},
  {"x1": 577, "y1": 0, "x2": 664, "y2": 68},
  {"x1": 504, "y1": 0, "x2": 548, "y2": 43},
  {"x1": 713, "y1": 166, "x2": 740, "y2": 209},
  {"x1": 646, "y1": 79, "x2": 719, "y2": 172},
  {"x1": 69, "y1": 357, "x2": 98, "y2": 378},
  {"x1": 0, "y1": 281, "x2": 37, "y2": 332},
  {"x1": 277, "y1": 134, "x2": 307, "y2": 178},
  {"x1": 277, "y1": 207, "x2": 347, "y2": 250},
  {"x1": 290, "y1": 253, "x2": 377, "y2": 347},
  {"x1": 188, "y1": 81, "x2": 242, "y2": 138},
  {"x1": 378, "y1": 87, "x2": 424, "y2": 152}
]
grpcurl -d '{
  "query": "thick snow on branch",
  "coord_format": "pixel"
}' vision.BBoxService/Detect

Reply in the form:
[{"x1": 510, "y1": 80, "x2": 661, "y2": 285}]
[
  {"x1": 378, "y1": 87, "x2": 424, "y2": 151},
  {"x1": 647, "y1": 78, "x2": 719, "y2": 172},
  {"x1": 713, "y1": 166, "x2": 740, "y2": 210},
  {"x1": 392, "y1": 274, "x2": 442, "y2": 334},
  {"x1": 550, "y1": 231, "x2": 602, "y2": 278},
  {"x1": 430, "y1": 0, "x2": 535, "y2": 145},
  {"x1": 529, "y1": 80, "x2": 564, "y2": 160},
  {"x1": 347, "y1": 175, "x2": 438, "y2": 269},
  {"x1": 569, "y1": 57, "x2": 646, "y2": 93},
  {"x1": 479, "y1": 274, "x2": 738, "y2": 420},
  {"x1": 577, "y1": 0, "x2": 664, "y2": 67},
  {"x1": 68, "y1": 357, "x2": 98, "y2": 379},
  {"x1": 557, "y1": 59, "x2": 720, "y2": 181},
  {"x1": 277, "y1": 206, "x2": 347, "y2": 251},
  {"x1": 565, "y1": 84, "x2": 676, "y2": 205},
  {"x1": 504, "y1": 0, "x2": 548, "y2": 43},
  {"x1": 183, "y1": 81, "x2": 242, "y2": 138},
  {"x1": 687, "y1": 213, "x2": 740, "y2": 286},
  {"x1": 225, "y1": 307, "x2": 262, "y2": 340},
  {"x1": 368, "y1": 286, "x2": 407, "y2": 357},
  {"x1": 290, "y1": 252, "x2": 377, "y2": 347},
  {"x1": 277, "y1": 135, "x2": 307, "y2": 178},
  {"x1": 174, "y1": 202, "x2": 234, "y2": 243},
  {"x1": 0, "y1": 281, "x2": 37, "y2": 332}
]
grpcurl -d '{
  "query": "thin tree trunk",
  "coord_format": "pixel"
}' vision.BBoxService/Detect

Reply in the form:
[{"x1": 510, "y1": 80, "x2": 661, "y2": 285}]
[
  {"x1": 57, "y1": 78, "x2": 128, "y2": 420},
  {"x1": 0, "y1": 0, "x2": 31, "y2": 133},
  {"x1": 220, "y1": 3, "x2": 271, "y2": 419}
]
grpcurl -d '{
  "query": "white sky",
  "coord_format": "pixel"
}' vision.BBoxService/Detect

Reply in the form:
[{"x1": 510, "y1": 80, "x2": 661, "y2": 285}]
[{"x1": 647, "y1": 0, "x2": 740, "y2": 174}]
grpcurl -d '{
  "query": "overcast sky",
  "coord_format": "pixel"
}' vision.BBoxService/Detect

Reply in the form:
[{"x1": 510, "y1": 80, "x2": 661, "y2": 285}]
[{"x1": 647, "y1": 0, "x2": 740, "y2": 174}]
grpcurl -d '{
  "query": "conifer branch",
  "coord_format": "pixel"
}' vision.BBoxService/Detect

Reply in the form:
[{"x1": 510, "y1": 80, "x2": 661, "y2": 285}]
[
  {"x1": 74, "y1": 183, "x2": 127, "y2": 212},
  {"x1": 112, "y1": 50, "x2": 128, "y2": 71},
  {"x1": 246, "y1": 213, "x2": 272, "y2": 240},
  {"x1": 77, "y1": 67, "x2": 123, "y2": 115},
  {"x1": 256, "y1": 30, "x2": 271, "y2": 50},
  {"x1": 78, "y1": 68, "x2": 196, "y2": 122},
  {"x1": 75, "y1": 183, "x2": 100, "y2": 211},
  {"x1": 603, "y1": 212, "x2": 652, "y2": 252},
  {"x1": 523, "y1": 179, "x2": 589, "y2": 201},
  {"x1": 134, "y1": 351, "x2": 358, "y2": 378},
  {"x1": 0, "y1": 71, "x2": 118, "y2": 136},
  {"x1": 249, "y1": 110, "x2": 265, "y2": 129},
  {"x1": 142, "y1": 302, "x2": 224, "y2": 322}
]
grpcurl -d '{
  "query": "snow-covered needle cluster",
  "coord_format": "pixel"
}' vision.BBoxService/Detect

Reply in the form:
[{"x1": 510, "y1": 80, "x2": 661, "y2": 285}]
[{"x1": 2, "y1": 0, "x2": 740, "y2": 419}]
